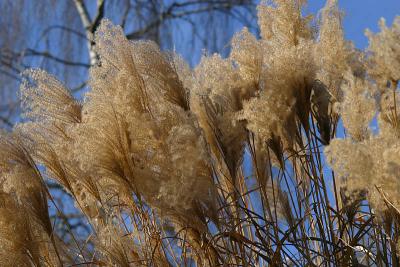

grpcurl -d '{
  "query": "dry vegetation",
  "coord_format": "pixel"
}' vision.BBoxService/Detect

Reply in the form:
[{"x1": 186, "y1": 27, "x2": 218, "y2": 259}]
[{"x1": 1, "y1": 0, "x2": 400, "y2": 266}]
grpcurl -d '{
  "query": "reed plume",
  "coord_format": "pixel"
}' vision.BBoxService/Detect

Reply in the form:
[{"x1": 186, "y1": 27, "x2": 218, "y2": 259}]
[{"x1": 1, "y1": 0, "x2": 400, "y2": 266}]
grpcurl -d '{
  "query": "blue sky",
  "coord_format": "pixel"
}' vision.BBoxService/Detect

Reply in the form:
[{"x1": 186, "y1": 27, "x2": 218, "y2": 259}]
[
  {"x1": 308, "y1": 0, "x2": 400, "y2": 49},
  {"x1": 340, "y1": 0, "x2": 400, "y2": 48}
]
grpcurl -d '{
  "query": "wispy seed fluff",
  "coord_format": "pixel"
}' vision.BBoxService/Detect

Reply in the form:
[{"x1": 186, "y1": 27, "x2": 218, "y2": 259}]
[
  {"x1": 234, "y1": 0, "x2": 319, "y2": 153},
  {"x1": 16, "y1": 19, "x2": 217, "y2": 238},
  {"x1": 191, "y1": 54, "x2": 252, "y2": 181},
  {"x1": 74, "y1": 20, "x2": 216, "y2": 228},
  {"x1": 0, "y1": 133, "x2": 62, "y2": 266},
  {"x1": 366, "y1": 16, "x2": 400, "y2": 90},
  {"x1": 5, "y1": 0, "x2": 400, "y2": 264},
  {"x1": 17, "y1": 70, "x2": 104, "y2": 221},
  {"x1": 326, "y1": 133, "x2": 400, "y2": 214},
  {"x1": 20, "y1": 69, "x2": 82, "y2": 124},
  {"x1": 315, "y1": 0, "x2": 352, "y2": 100},
  {"x1": 231, "y1": 0, "x2": 366, "y2": 158},
  {"x1": 335, "y1": 71, "x2": 376, "y2": 141},
  {"x1": 326, "y1": 17, "x2": 400, "y2": 214}
]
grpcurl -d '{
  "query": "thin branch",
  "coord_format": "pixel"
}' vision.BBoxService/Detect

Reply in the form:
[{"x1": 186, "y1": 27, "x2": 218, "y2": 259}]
[
  {"x1": 72, "y1": 0, "x2": 92, "y2": 31},
  {"x1": 38, "y1": 25, "x2": 88, "y2": 42},
  {"x1": 0, "y1": 115, "x2": 13, "y2": 127},
  {"x1": 0, "y1": 69, "x2": 21, "y2": 81},
  {"x1": 92, "y1": 0, "x2": 106, "y2": 32},
  {"x1": 126, "y1": 0, "x2": 252, "y2": 39},
  {"x1": 24, "y1": 49, "x2": 90, "y2": 68},
  {"x1": 73, "y1": 0, "x2": 106, "y2": 65}
]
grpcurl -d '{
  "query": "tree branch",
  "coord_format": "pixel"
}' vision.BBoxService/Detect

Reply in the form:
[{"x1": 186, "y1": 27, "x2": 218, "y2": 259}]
[
  {"x1": 92, "y1": 0, "x2": 106, "y2": 32},
  {"x1": 126, "y1": 0, "x2": 252, "y2": 40},
  {"x1": 72, "y1": 0, "x2": 92, "y2": 31},
  {"x1": 0, "y1": 115, "x2": 13, "y2": 128},
  {"x1": 24, "y1": 49, "x2": 91, "y2": 68},
  {"x1": 73, "y1": 0, "x2": 106, "y2": 65},
  {"x1": 38, "y1": 25, "x2": 88, "y2": 42}
]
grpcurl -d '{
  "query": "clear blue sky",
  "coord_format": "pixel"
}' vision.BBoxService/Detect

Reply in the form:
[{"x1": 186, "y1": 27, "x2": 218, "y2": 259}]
[{"x1": 307, "y1": 0, "x2": 400, "y2": 49}]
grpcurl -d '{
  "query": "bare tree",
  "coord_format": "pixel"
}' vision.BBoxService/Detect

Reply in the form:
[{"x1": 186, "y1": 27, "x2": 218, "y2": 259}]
[{"x1": 0, "y1": 0, "x2": 257, "y2": 129}]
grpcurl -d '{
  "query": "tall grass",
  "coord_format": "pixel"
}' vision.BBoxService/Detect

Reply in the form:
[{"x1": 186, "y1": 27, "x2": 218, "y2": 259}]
[{"x1": 0, "y1": 0, "x2": 399, "y2": 266}]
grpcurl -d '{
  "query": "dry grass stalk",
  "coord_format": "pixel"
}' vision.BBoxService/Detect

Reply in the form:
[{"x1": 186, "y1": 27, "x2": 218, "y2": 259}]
[{"x1": 1, "y1": 0, "x2": 400, "y2": 266}]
